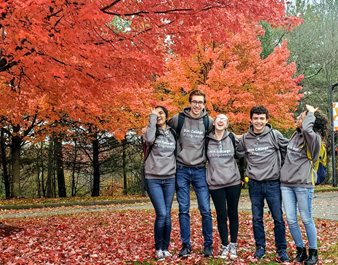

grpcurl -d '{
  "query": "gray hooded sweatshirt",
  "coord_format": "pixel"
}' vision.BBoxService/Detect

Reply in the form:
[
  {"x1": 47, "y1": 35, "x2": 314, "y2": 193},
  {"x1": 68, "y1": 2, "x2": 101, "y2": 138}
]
[
  {"x1": 280, "y1": 112, "x2": 320, "y2": 188},
  {"x1": 237, "y1": 124, "x2": 289, "y2": 181},
  {"x1": 143, "y1": 114, "x2": 176, "y2": 179},
  {"x1": 206, "y1": 131, "x2": 241, "y2": 190},
  {"x1": 168, "y1": 107, "x2": 213, "y2": 167}
]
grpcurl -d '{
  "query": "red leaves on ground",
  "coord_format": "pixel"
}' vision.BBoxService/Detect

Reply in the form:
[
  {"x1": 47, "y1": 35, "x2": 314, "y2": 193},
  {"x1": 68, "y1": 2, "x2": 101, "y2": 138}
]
[{"x1": 1, "y1": 209, "x2": 337, "y2": 264}]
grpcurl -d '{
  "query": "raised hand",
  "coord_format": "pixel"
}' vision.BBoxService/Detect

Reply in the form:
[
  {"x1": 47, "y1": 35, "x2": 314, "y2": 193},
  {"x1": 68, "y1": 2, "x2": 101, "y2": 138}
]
[{"x1": 305, "y1": 104, "x2": 319, "y2": 113}]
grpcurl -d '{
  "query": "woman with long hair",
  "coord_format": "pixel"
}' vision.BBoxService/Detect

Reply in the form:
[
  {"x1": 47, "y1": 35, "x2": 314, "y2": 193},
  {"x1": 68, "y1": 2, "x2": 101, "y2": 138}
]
[
  {"x1": 143, "y1": 106, "x2": 176, "y2": 261},
  {"x1": 280, "y1": 104, "x2": 328, "y2": 265}
]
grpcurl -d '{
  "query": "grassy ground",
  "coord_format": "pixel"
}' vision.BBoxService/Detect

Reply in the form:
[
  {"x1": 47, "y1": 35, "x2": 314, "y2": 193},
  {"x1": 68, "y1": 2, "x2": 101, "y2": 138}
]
[{"x1": 0, "y1": 185, "x2": 337, "y2": 207}]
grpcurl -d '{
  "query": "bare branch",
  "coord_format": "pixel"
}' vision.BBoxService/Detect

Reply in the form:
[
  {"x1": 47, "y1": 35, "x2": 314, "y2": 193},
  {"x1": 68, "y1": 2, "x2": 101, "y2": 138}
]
[
  {"x1": 304, "y1": 67, "x2": 323, "y2": 79},
  {"x1": 101, "y1": 0, "x2": 123, "y2": 12}
]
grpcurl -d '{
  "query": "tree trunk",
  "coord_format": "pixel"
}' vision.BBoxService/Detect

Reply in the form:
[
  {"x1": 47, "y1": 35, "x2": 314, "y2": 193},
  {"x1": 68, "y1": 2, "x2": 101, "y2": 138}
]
[
  {"x1": 11, "y1": 125, "x2": 21, "y2": 198},
  {"x1": 35, "y1": 142, "x2": 42, "y2": 198},
  {"x1": 40, "y1": 142, "x2": 45, "y2": 197},
  {"x1": 36, "y1": 165, "x2": 42, "y2": 198},
  {"x1": 141, "y1": 167, "x2": 146, "y2": 197},
  {"x1": 1, "y1": 130, "x2": 10, "y2": 199},
  {"x1": 54, "y1": 136, "x2": 67, "y2": 197},
  {"x1": 46, "y1": 138, "x2": 54, "y2": 198},
  {"x1": 91, "y1": 132, "x2": 100, "y2": 197},
  {"x1": 122, "y1": 139, "x2": 127, "y2": 194},
  {"x1": 71, "y1": 139, "x2": 77, "y2": 196}
]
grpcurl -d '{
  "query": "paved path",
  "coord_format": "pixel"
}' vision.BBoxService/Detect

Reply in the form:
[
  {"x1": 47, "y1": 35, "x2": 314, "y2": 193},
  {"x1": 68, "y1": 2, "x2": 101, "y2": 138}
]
[{"x1": 1, "y1": 192, "x2": 337, "y2": 221}]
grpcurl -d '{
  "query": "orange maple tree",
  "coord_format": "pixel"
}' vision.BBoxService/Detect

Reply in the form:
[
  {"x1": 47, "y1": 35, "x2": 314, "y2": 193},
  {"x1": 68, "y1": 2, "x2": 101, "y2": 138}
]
[
  {"x1": 0, "y1": 0, "x2": 301, "y2": 197},
  {"x1": 0, "y1": 0, "x2": 301, "y2": 135},
  {"x1": 151, "y1": 21, "x2": 304, "y2": 133}
]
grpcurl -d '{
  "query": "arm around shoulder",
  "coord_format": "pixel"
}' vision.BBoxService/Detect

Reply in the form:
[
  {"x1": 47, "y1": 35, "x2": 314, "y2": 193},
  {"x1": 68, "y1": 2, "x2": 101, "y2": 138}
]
[
  {"x1": 235, "y1": 134, "x2": 246, "y2": 158},
  {"x1": 167, "y1": 114, "x2": 179, "y2": 131},
  {"x1": 275, "y1": 130, "x2": 289, "y2": 148}
]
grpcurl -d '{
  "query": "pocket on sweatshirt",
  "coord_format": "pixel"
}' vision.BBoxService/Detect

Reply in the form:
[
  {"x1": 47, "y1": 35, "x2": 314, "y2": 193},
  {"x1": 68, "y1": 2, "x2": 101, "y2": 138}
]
[
  {"x1": 178, "y1": 146, "x2": 204, "y2": 165},
  {"x1": 283, "y1": 161, "x2": 311, "y2": 184},
  {"x1": 150, "y1": 157, "x2": 176, "y2": 175},
  {"x1": 208, "y1": 165, "x2": 237, "y2": 186},
  {"x1": 295, "y1": 162, "x2": 313, "y2": 184}
]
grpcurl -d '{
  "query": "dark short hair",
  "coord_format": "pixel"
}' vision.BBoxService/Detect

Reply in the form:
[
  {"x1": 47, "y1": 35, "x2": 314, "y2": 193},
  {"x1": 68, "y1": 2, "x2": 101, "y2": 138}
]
[
  {"x1": 155, "y1": 106, "x2": 169, "y2": 120},
  {"x1": 189, "y1": 89, "x2": 206, "y2": 103},
  {"x1": 313, "y1": 110, "x2": 329, "y2": 138},
  {"x1": 250, "y1": 105, "x2": 269, "y2": 119}
]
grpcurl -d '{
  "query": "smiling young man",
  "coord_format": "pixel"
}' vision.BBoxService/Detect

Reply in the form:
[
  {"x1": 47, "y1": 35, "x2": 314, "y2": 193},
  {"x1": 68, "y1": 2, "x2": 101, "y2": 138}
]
[
  {"x1": 237, "y1": 105, "x2": 290, "y2": 262},
  {"x1": 167, "y1": 89, "x2": 214, "y2": 258}
]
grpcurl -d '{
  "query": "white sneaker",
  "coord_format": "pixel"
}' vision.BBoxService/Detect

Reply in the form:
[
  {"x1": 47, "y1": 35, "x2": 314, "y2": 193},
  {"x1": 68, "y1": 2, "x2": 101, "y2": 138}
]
[
  {"x1": 155, "y1": 250, "x2": 164, "y2": 261},
  {"x1": 163, "y1": 250, "x2": 172, "y2": 258},
  {"x1": 229, "y1": 242, "x2": 238, "y2": 258},
  {"x1": 220, "y1": 244, "x2": 229, "y2": 258}
]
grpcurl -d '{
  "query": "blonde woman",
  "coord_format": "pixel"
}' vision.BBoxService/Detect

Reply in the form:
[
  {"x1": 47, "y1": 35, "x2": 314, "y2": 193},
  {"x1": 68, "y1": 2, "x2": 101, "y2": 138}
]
[{"x1": 206, "y1": 114, "x2": 241, "y2": 259}]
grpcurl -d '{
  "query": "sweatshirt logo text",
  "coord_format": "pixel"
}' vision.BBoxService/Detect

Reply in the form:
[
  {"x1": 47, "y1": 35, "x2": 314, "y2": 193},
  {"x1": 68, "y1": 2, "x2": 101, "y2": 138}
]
[{"x1": 183, "y1": 129, "x2": 204, "y2": 139}]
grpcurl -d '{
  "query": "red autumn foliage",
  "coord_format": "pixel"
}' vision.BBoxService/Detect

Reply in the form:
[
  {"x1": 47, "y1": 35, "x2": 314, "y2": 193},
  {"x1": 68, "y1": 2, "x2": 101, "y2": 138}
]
[
  {"x1": 0, "y1": 207, "x2": 337, "y2": 264},
  {"x1": 151, "y1": 21, "x2": 304, "y2": 133},
  {"x1": 0, "y1": 0, "x2": 302, "y2": 198},
  {"x1": 0, "y1": 0, "x2": 302, "y2": 140}
]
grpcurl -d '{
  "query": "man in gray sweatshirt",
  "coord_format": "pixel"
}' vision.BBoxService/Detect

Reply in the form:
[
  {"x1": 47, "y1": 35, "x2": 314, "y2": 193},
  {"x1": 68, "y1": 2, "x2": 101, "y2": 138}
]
[
  {"x1": 237, "y1": 105, "x2": 290, "y2": 262},
  {"x1": 167, "y1": 89, "x2": 214, "y2": 258}
]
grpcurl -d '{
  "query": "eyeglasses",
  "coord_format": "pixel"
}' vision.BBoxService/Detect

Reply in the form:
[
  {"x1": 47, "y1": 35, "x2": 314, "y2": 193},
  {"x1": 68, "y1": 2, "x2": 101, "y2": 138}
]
[
  {"x1": 215, "y1": 117, "x2": 227, "y2": 122},
  {"x1": 191, "y1": 100, "x2": 205, "y2": 106}
]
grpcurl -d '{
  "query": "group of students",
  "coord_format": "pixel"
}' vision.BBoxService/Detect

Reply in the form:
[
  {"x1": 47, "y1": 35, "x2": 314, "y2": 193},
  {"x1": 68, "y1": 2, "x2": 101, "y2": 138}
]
[{"x1": 143, "y1": 89, "x2": 327, "y2": 264}]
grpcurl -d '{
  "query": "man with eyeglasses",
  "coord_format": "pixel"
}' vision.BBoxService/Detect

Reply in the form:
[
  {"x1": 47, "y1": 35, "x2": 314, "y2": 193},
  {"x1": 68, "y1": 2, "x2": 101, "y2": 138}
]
[{"x1": 167, "y1": 89, "x2": 214, "y2": 258}]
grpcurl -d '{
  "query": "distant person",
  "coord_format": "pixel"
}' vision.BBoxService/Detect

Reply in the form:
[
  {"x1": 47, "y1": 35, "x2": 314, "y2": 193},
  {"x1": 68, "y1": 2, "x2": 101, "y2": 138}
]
[
  {"x1": 167, "y1": 89, "x2": 214, "y2": 258},
  {"x1": 280, "y1": 105, "x2": 328, "y2": 265},
  {"x1": 237, "y1": 105, "x2": 290, "y2": 262},
  {"x1": 205, "y1": 114, "x2": 242, "y2": 259},
  {"x1": 143, "y1": 106, "x2": 176, "y2": 261}
]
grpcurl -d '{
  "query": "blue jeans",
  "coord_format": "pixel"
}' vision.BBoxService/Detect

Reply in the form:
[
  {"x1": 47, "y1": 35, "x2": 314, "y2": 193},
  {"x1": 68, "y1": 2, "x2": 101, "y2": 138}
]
[
  {"x1": 176, "y1": 165, "x2": 213, "y2": 247},
  {"x1": 281, "y1": 186, "x2": 317, "y2": 249},
  {"x1": 146, "y1": 178, "x2": 176, "y2": 251},
  {"x1": 249, "y1": 179, "x2": 287, "y2": 250}
]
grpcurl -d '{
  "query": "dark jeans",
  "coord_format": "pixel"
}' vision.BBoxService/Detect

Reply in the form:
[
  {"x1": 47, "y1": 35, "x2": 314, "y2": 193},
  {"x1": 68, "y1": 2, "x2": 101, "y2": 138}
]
[
  {"x1": 210, "y1": 184, "x2": 242, "y2": 246},
  {"x1": 176, "y1": 165, "x2": 213, "y2": 247},
  {"x1": 146, "y1": 178, "x2": 176, "y2": 251},
  {"x1": 249, "y1": 179, "x2": 287, "y2": 250}
]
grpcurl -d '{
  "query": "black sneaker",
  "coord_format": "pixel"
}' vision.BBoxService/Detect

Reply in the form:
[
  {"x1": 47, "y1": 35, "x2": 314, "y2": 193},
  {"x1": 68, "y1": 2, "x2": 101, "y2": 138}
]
[
  {"x1": 178, "y1": 244, "x2": 191, "y2": 257},
  {"x1": 204, "y1": 245, "x2": 213, "y2": 257}
]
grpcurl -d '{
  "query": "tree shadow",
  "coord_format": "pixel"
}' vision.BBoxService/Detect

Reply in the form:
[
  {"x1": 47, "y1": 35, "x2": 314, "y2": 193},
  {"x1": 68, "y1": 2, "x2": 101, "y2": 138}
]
[{"x1": 0, "y1": 222, "x2": 24, "y2": 238}]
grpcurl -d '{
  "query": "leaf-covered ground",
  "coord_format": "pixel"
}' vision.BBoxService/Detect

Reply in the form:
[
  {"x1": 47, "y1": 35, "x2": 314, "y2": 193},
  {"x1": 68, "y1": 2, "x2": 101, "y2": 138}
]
[{"x1": 1, "y1": 209, "x2": 337, "y2": 264}]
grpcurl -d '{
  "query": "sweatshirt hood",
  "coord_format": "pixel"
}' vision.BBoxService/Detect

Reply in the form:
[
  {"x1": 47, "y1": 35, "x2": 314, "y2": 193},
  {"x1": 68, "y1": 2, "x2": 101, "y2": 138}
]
[
  {"x1": 248, "y1": 123, "x2": 273, "y2": 137},
  {"x1": 207, "y1": 130, "x2": 230, "y2": 141},
  {"x1": 182, "y1": 107, "x2": 208, "y2": 119}
]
